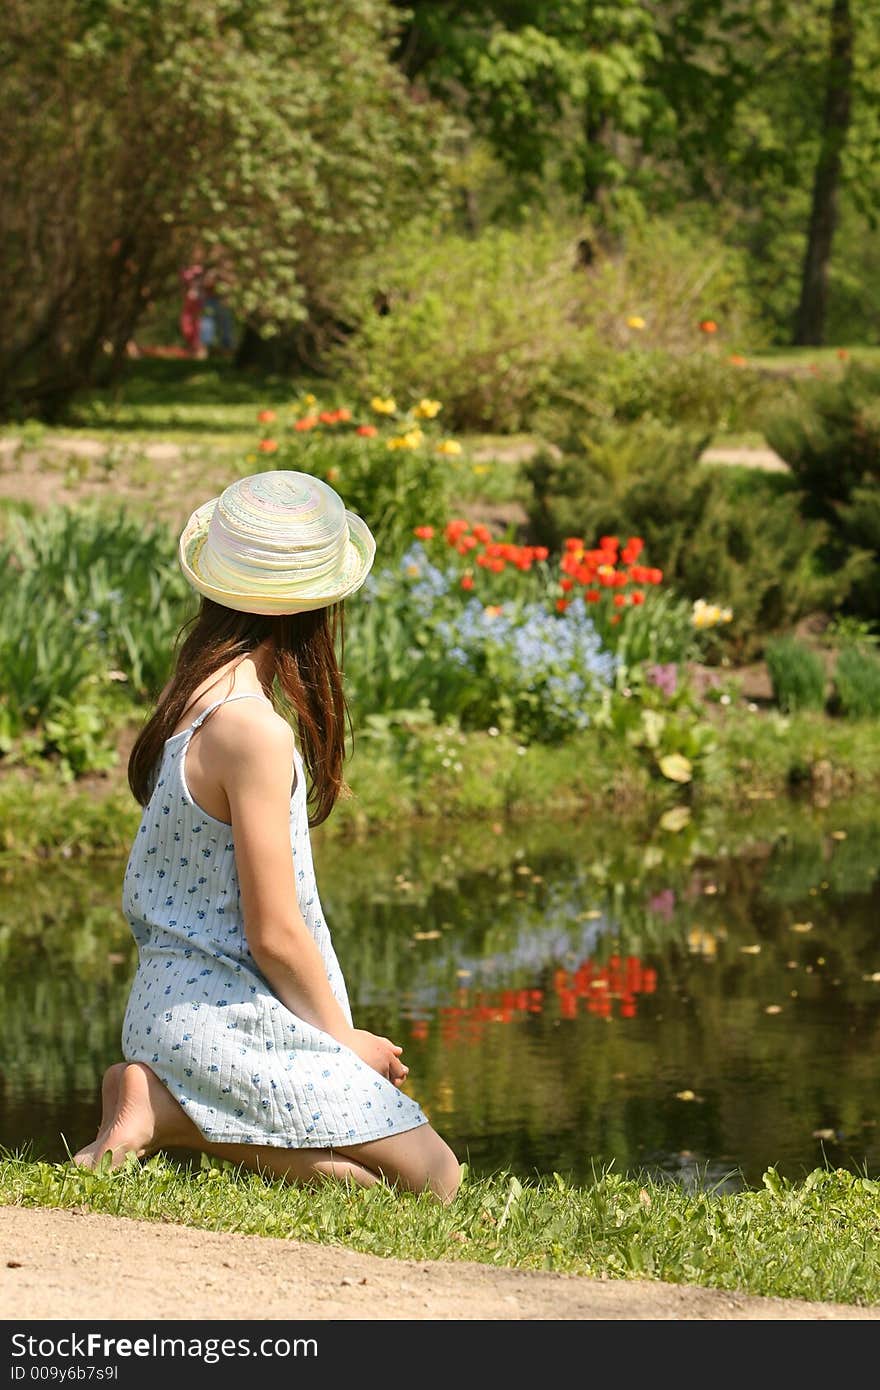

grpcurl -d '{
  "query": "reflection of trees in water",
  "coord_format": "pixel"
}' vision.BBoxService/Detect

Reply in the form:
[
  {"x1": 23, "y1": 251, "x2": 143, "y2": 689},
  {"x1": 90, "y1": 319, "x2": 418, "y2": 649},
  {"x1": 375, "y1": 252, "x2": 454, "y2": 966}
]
[{"x1": 3, "y1": 803, "x2": 880, "y2": 1180}]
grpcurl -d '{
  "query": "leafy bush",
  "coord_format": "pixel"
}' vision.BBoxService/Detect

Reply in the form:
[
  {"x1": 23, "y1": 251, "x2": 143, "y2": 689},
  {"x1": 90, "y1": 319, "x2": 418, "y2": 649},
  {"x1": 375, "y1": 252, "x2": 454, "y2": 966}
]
[
  {"x1": 0, "y1": 506, "x2": 193, "y2": 771},
  {"x1": 525, "y1": 439, "x2": 852, "y2": 659},
  {"x1": 534, "y1": 347, "x2": 770, "y2": 448},
  {"x1": 3, "y1": 506, "x2": 194, "y2": 697},
  {"x1": 765, "y1": 364, "x2": 880, "y2": 619},
  {"x1": 335, "y1": 217, "x2": 758, "y2": 432},
  {"x1": 834, "y1": 645, "x2": 880, "y2": 719},
  {"x1": 765, "y1": 638, "x2": 826, "y2": 713}
]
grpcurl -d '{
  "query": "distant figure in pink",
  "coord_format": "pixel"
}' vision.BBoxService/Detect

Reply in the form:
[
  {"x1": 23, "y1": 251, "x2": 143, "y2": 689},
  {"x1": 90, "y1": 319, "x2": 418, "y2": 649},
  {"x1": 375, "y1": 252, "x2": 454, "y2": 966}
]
[{"x1": 180, "y1": 264, "x2": 205, "y2": 357}]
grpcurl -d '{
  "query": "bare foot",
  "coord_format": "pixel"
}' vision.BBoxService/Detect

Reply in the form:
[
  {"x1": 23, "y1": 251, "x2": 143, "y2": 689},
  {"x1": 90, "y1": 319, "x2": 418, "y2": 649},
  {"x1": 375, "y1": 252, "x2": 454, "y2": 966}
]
[
  {"x1": 73, "y1": 1063, "x2": 197, "y2": 1169},
  {"x1": 73, "y1": 1062, "x2": 127, "y2": 1168}
]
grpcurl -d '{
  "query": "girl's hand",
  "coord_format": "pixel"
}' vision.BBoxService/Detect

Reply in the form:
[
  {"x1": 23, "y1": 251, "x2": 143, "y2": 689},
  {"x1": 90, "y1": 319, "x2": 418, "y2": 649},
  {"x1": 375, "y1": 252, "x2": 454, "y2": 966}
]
[{"x1": 348, "y1": 1029, "x2": 409, "y2": 1087}]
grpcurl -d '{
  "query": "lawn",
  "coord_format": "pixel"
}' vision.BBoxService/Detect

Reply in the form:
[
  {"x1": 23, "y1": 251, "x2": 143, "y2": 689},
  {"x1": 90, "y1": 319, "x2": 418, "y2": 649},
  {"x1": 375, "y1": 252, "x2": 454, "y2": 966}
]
[{"x1": 2, "y1": 1155, "x2": 878, "y2": 1306}]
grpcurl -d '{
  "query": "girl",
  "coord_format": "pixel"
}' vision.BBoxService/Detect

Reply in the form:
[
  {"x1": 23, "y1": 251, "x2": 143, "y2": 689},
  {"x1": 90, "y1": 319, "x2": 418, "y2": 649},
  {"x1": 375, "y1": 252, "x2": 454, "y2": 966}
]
[{"x1": 74, "y1": 471, "x2": 460, "y2": 1201}]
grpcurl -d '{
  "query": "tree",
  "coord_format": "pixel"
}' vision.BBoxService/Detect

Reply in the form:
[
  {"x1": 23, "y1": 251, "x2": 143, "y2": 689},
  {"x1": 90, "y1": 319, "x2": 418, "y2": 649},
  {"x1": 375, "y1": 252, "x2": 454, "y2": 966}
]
[
  {"x1": 392, "y1": 1, "x2": 667, "y2": 212},
  {"x1": 0, "y1": 0, "x2": 450, "y2": 418},
  {"x1": 794, "y1": 0, "x2": 854, "y2": 345}
]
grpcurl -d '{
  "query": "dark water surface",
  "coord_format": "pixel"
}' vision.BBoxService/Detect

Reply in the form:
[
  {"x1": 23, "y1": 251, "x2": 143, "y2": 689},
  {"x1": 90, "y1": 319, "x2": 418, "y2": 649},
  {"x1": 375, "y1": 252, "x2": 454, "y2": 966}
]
[{"x1": 2, "y1": 800, "x2": 878, "y2": 1188}]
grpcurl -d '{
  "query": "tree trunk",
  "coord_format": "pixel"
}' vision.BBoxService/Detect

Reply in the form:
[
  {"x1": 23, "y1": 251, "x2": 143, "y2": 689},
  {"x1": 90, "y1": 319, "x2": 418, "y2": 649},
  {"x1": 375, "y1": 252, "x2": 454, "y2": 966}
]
[{"x1": 794, "y1": 0, "x2": 854, "y2": 346}]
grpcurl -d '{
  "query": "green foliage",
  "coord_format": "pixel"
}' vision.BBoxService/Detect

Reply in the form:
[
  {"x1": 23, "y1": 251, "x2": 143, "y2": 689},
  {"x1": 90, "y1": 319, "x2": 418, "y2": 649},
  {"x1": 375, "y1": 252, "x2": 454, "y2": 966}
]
[
  {"x1": 834, "y1": 645, "x2": 880, "y2": 718},
  {"x1": 336, "y1": 217, "x2": 758, "y2": 432},
  {"x1": 3, "y1": 506, "x2": 194, "y2": 698},
  {"x1": 525, "y1": 444, "x2": 847, "y2": 659},
  {"x1": 4, "y1": 1155, "x2": 880, "y2": 1304},
  {"x1": 536, "y1": 346, "x2": 770, "y2": 447},
  {"x1": 766, "y1": 638, "x2": 827, "y2": 713},
  {"x1": 0, "y1": 506, "x2": 193, "y2": 772},
  {"x1": 0, "y1": 0, "x2": 451, "y2": 417},
  {"x1": 347, "y1": 546, "x2": 617, "y2": 741},
  {"x1": 766, "y1": 363, "x2": 880, "y2": 617}
]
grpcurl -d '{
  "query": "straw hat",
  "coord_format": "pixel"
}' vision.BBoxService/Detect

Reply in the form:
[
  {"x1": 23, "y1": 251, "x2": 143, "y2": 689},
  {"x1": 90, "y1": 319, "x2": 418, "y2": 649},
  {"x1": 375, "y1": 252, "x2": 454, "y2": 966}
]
[{"x1": 178, "y1": 470, "x2": 376, "y2": 615}]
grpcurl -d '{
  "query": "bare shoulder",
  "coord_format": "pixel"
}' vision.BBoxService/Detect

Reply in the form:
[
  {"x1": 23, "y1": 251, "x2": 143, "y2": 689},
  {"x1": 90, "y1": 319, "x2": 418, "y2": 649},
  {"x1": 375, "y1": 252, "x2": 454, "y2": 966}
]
[{"x1": 201, "y1": 698, "x2": 295, "y2": 775}]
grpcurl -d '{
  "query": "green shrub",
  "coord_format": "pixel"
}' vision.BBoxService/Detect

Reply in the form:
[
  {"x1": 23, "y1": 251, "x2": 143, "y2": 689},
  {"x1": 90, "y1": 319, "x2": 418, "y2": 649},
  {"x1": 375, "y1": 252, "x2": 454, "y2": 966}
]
[
  {"x1": 335, "y1": 217, "x2": 758, "y2": 432},
  {"x1": 524, "y1": 438, "x2": 849, "y2": 659},
  {"x1": 834, "y1": 645, "x2": 880, "y2": 719},
  {"x1": 1, "y1": 506, "x2": 194, "y2": 698},
  {"x1": 534, "y1": 346, "x2": 770, "y2": 448},
  {"x1": 765, "y1": 638, "x2": 826, "y2": 713},
  {"x1": 765, "y1": 364, "x2": 880, "y2": 619}
]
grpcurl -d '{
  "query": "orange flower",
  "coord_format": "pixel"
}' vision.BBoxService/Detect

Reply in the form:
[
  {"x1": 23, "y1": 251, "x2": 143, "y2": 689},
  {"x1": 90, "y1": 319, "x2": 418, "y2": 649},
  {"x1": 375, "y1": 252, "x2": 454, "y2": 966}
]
[
  {"x1": 295, "y1": 416, "x2": 318, "y2": 432},
  {"x1": 648, "y1": 567, "x2": 663, "y2": 584},
  {"x1": 326, "y1": 466, "x2": 340, "y2": 483},
  {"x1": 630, "y1": 590, "x2": 645, "y2": 605},
  {"x1": 257, "y1": 409, "x2": 276, "y2": 424},
  {"x1": 564, "y1": 537, "x2": 585, "y2": 551},
  {"x1": 621, "y1": 537, "x2": 644, "y2": 564},
  {"x1": 585, "y1": 589, "x2": 600, "y2": 602},
  {"x1": 258, "y1": 438, "x2": 278, "y2": 453},
  {"x1": 599, "y1": 535, "x2": 619, "y2": 551},
  {"x1": 335, "y1": 407, "x2": 352, "y2": 422},
  {"x1": 560, "y1": 578, "x2": 574, "y2": 593},
  {"x1": 556, "y1": 598, "x2": 569, "y2": 613},
  {"x1": 613, "y1": 593, "x2": 627, "y2": 607},
  {"x1": 728, "y1": 354, "x2": 748, "y2": 367},
  {"x1": 445, "y1": 519, "x2": 470, "y2": 544},
  {"x1": 460, "y1": 574, "x2": 474, "y2": 591},
  {"x1": 319, "y1": 410, "x2": 338, "y2": 424},
  {"x1": 610, "y1": 614, "x2": 621, "y2": 625},
  {"x1": 488, "y1": 558, "x2": 505, "y2": 573},
  {"x1": 413, "y1": 525, "x2": 434, "y2": 540},
  {"x1": 837, "y1": 348, "x2": 850, "y2": 361},
  {"x1": 472, "y1": 523, "x2": 491, "y2": 544},
  {"x1": 699, "y1": 319, "x2": 718, "y2": 334},
  {"x1": 356, "y1": 423, "x2": 378, "y2": 437},
  {"x1": 533, "y1": 546, "x2": 549, "y2": 562}
]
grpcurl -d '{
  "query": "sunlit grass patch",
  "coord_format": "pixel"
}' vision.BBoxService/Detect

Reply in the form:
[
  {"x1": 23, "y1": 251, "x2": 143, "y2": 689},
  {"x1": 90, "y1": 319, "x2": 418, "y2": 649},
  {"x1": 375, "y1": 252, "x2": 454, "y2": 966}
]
[{"x1": 2, "y1": 1154, "x2": 878, "y2": 1305}]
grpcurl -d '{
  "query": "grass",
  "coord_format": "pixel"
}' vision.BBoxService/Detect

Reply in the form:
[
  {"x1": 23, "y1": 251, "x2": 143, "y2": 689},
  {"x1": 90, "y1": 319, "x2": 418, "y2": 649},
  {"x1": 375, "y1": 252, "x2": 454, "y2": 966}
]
[
  {"x1": 4, "y1": 708, "x2": 880, "y2": 863},
  {"x1": 2, "y1": 1154, "x2": 878, "y2": 1305}
]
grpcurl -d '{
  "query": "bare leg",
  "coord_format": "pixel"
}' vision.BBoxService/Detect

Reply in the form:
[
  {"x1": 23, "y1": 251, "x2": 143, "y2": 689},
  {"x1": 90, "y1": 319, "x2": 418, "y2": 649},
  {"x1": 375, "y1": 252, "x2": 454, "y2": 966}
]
[
  {"x1": 74, "y1": 1063, "x2": 379, "y2": 1188},
  {"x1": 338, "y1": 1126, "x2": 461, "y2": 1203}
]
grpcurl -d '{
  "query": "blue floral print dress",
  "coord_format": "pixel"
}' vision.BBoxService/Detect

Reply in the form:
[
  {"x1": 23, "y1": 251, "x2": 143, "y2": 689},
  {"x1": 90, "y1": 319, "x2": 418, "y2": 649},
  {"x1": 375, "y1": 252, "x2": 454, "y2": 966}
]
[{"x1": 121, "y1": 692, "x2": 428, "y2": 1148}]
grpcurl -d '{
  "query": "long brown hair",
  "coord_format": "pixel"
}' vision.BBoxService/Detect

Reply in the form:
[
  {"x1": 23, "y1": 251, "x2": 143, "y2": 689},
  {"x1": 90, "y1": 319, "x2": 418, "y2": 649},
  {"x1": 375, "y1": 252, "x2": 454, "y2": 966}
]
[{"x1": 128, "y1": 598, "x2": 349, "y2": 826}]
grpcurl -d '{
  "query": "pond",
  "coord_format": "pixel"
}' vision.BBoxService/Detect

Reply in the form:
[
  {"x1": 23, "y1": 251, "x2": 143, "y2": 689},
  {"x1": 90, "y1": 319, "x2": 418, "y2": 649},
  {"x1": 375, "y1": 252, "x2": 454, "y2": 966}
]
[{"x1": 2, "y1": 798, "x2": 878, "y2": 1189}]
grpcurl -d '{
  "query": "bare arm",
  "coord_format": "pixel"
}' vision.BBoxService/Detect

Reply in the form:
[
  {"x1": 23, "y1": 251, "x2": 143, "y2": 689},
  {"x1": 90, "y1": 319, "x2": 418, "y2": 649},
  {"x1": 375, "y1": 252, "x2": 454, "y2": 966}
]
[{"x1": 214, "y1": 708, "x2": 406, "y2": 1082}]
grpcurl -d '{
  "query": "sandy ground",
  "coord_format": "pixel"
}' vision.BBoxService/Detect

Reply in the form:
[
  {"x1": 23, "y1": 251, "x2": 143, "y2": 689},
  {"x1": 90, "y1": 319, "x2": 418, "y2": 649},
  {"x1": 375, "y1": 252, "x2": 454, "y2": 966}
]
[{"x1": 1, "y1": 1206, "x2": 875, "y2": 1321}]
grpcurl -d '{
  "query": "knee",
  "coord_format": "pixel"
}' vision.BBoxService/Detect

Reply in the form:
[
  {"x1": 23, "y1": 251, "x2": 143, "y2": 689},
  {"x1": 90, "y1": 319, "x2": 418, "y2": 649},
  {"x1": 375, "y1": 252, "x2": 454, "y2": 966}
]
[{"x1": 426, "y1": 1142, "x2": 462, "y2": 1204}]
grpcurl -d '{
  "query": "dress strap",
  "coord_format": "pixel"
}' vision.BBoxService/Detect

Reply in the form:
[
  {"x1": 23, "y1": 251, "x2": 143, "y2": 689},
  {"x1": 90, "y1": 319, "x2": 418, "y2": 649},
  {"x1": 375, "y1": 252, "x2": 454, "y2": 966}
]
[{"x1": 188, "y1": 691, "x2": 270, "y2": 733}]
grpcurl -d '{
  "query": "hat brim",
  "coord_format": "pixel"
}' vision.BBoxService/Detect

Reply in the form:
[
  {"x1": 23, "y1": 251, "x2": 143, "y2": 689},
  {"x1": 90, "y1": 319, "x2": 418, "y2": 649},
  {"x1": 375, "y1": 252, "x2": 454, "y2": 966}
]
[{"x1": 178, "y1": 497, "x2": 376, "y2": 615}]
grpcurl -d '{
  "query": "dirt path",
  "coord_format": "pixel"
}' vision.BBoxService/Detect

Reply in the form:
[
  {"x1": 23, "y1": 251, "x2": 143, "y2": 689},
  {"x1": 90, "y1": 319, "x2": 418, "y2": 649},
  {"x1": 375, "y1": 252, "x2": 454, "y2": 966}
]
[{"x1": 1, "y1": 1207, "x2": 874, "y2": 1321}]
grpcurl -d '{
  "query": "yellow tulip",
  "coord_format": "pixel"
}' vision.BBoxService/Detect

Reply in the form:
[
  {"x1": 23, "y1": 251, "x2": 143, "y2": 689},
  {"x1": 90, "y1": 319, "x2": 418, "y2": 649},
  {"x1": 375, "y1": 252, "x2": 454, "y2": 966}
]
[
  {"x1": 414, "y1": 398, "x2": 442, "y2": 419},
  {"x1": 627, "y1": 315, "x2": 646, "y2": 330},
  {"x1": 371, "y1": 396, "x2": 397, "y2": 415},
  {"x1": 437, "y1": 439, "x2": 462, "y2": 456},
  {"x1": 303, "y1": 393, "x2": 317, "y2": 406},
  {"x1": 403, "y1": 427, "x2": 424, "y2": 448}
]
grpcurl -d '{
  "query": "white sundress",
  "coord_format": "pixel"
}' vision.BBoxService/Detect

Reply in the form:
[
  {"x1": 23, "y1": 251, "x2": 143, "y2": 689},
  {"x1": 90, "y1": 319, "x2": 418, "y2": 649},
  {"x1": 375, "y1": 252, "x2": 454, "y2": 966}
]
[{"x1": 121, "y1": 691, "x2": 428, "y2": 1148}]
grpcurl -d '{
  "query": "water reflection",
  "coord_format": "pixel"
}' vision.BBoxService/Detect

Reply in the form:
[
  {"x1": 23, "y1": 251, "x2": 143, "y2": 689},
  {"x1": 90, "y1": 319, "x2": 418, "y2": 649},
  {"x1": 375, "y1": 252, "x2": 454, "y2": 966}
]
[{"x1": 1, "y1": 800, "x2": 878, "y2": 1187}]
